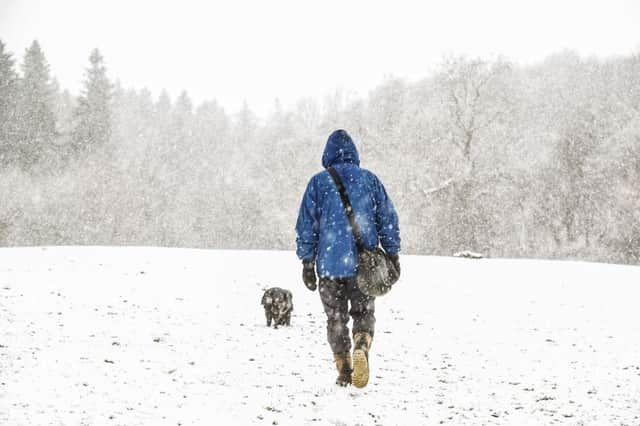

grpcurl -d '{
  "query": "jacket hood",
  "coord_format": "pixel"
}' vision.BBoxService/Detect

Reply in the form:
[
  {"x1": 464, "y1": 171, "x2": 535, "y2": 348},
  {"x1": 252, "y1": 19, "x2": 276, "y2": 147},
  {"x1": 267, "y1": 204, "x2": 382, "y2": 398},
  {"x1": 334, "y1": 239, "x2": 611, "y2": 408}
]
[{"x1": 322, "y1": 129, "x2": 360, "y2": 169}]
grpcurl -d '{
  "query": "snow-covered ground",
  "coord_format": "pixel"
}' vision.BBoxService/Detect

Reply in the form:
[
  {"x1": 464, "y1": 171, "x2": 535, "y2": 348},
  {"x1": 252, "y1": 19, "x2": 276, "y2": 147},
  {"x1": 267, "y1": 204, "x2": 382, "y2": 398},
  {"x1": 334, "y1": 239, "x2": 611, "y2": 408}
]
[{"x1": 1, "y1": 247, "x2": 639, "y2": 425}]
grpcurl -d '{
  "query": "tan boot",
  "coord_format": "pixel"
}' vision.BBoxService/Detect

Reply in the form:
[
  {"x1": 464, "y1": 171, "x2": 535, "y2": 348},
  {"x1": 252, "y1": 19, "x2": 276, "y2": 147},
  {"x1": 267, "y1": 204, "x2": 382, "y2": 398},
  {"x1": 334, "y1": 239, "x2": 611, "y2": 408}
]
[
  {"x1": 334, "y1": 352, "x2": 352, "y2": 386},
  {"x1": 352, "y1": 332, "x2": 372, "y2": 388}
]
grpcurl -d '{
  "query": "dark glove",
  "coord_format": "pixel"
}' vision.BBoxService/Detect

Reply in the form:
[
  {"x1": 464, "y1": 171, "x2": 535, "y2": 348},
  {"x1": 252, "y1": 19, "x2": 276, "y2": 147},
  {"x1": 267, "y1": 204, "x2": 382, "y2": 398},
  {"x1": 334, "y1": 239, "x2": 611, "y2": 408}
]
[
  {"x1": 302, "y1": 261, "x2": 317, "y2": 291},
  {"x1": 388, "y1": 254, "x2": 400, "y2": 275}
]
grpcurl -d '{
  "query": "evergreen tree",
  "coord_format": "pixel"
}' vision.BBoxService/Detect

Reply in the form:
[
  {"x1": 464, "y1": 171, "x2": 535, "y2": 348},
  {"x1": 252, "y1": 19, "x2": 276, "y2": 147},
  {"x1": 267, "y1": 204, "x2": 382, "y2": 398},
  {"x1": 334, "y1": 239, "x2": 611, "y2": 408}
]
[
  {"x1": 154, "y1": 89, "x2": 173, "y2": 154},
  {"x1": 234, "y1": 100, "x2": 257, "y2": 147},
  {"x1": 72, "y1": 48, "x2": 112, "y2": 152},
  {"x1": 0, "y1": 40, "x2": 18, "y2": 165},
  {"x1": 155, "y1": 89, "x2": 172, "y2": 129},
  {"x1": 16, "y1": 40, "x2": 56, "y2": 167},
  {"x1": 168, "y1": 90, "x2": 194, "y2": 173}
]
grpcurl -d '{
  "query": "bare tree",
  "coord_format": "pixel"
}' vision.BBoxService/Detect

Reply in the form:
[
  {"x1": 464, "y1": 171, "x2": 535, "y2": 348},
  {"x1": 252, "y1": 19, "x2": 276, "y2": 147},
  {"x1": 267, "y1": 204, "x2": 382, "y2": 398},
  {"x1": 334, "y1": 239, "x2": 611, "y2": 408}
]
[
  {"x1": 425, "y1": 57, "x2": 514, "y2": 252},
  {"x1": 426, "y1": 57, "x2": 512, "y2": 194}
]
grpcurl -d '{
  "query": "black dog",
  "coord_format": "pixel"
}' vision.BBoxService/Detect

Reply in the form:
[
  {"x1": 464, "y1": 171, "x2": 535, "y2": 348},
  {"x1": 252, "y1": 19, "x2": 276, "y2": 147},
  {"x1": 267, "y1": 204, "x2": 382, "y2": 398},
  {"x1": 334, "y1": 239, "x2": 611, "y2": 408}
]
[{"x1": 261, "y1": 287, "x2": 293, "y2": 328}]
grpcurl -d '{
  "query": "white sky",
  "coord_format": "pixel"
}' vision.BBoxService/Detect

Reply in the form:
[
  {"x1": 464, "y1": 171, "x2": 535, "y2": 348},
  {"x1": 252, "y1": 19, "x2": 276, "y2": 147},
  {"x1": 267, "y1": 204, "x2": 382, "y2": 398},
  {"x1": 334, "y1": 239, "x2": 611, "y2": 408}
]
[{"x1": 1, "y1": 0, "x2": 639, "y2": 117}]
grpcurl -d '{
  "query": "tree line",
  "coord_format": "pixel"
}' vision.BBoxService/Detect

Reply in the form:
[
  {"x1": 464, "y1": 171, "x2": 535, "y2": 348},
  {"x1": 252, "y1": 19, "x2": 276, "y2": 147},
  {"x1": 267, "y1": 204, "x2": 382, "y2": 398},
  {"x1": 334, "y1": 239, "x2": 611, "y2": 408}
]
[{"x1": 0, "y1": 39, "x2": 639, "y2": 264}]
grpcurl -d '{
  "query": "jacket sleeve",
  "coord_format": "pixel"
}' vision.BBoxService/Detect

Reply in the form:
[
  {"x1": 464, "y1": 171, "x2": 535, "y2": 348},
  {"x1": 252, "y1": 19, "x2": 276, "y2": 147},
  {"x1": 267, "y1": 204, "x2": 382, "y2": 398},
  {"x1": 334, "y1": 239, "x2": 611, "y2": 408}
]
[
  {"x1": 372, "y1": 175, "x2": 401, "y2": 255},
  {"x1": 295, "y1": 176, "x2": 320, "y2": 262}
]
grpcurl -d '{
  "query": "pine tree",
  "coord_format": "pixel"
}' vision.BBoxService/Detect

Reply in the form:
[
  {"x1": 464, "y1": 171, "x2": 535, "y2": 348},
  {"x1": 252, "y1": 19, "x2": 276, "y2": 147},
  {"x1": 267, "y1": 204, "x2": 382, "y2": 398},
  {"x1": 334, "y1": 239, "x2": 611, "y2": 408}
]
[
  {"x1": 15, "y1": 40, "x2": 56, "y2": 167},
  {"x1": 0, "y1": 40, "x2": 19, "y2": 166},
  {"x1": 72, "y1": 48, "x2": 112, "y2": 152},
  {"x1": 235, "y1": 100, "x2": 257, "y2": 146},
  {"x1": 173, "y1": 90, "x2": 193, "y2": 130},
  {"x1": 156, "y1": 89, "x2": 172, "y2": 118},
  {"x1": 170, "y1": 90, "x2": 193, "y2": 161}
]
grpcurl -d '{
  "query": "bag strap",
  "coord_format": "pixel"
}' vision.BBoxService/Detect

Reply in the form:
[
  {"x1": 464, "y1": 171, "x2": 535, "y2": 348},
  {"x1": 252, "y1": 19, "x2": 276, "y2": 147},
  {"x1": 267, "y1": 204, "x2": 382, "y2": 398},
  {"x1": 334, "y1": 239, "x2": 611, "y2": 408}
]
[{"x1": 327, "y1": 167, "x2": 366, "y2": 251}]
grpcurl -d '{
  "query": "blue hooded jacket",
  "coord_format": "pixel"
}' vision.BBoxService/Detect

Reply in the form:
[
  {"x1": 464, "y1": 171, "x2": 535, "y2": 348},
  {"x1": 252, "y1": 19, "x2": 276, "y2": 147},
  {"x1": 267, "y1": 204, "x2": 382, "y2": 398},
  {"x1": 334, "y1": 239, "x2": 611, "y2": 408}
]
[{"x1": 295, "y1": 130, "x2": 401, "y2": 279}]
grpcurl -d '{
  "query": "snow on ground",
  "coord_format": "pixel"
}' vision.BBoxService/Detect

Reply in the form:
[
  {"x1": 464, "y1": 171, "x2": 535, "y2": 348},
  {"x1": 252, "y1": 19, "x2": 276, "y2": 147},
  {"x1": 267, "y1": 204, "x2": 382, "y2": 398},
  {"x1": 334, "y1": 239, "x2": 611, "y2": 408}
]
[{"x1": 1, "y1": 247, "x2": 639, "y2": 425}]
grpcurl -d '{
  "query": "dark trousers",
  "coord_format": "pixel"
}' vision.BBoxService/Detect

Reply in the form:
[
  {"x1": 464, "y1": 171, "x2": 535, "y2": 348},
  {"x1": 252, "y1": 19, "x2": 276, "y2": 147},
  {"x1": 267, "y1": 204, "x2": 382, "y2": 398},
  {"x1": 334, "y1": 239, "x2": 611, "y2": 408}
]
[{"x1": 319, "y1": 277, "x2": 376, "y2": 354}]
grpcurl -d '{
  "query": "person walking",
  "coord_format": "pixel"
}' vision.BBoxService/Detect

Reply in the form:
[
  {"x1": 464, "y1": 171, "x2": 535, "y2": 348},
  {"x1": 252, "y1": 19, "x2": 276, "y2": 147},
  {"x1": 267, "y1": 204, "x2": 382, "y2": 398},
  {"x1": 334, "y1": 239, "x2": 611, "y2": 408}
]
[{"x1": 295, "y1": 129, "x2": 401, "y2": 388}]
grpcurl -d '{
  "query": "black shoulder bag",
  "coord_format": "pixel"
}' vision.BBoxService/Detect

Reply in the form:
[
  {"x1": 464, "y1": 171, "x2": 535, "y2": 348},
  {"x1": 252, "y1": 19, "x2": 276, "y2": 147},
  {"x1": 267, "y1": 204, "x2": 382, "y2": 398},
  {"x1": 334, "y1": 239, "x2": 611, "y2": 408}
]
[{"x1": 327, "y1": 167, "x2": 399, "y2": 297}]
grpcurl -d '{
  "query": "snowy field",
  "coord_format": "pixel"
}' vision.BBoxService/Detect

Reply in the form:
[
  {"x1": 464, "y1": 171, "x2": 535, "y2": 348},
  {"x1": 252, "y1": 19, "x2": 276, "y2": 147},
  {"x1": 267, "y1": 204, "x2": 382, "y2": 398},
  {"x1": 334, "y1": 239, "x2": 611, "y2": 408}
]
[{"x1": 1, "y1": 247, "x2": 639, "y2": 425}]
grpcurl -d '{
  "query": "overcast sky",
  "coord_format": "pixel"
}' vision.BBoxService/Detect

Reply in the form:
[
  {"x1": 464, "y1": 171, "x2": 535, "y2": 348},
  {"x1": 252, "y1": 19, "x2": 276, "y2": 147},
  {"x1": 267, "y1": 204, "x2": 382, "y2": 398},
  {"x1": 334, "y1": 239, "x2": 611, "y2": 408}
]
[{"x1": 1, "y1": 0, "x2": 639, "y2": 117}]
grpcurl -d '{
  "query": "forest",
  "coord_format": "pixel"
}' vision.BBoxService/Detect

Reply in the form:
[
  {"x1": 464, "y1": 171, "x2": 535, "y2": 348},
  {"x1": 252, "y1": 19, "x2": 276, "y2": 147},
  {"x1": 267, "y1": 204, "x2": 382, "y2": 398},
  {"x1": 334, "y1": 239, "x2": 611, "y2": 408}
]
[{"x1": 1, "y1": 39, "x2": 639, "y2": 264}]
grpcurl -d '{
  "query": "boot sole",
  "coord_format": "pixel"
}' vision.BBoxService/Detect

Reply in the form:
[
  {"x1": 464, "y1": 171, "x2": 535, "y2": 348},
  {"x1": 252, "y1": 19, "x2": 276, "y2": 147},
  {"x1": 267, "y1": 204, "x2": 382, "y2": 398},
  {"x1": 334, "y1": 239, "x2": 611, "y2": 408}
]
[{"x1": 352, "y1": 349, "x2": 369, "y2": 388}]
